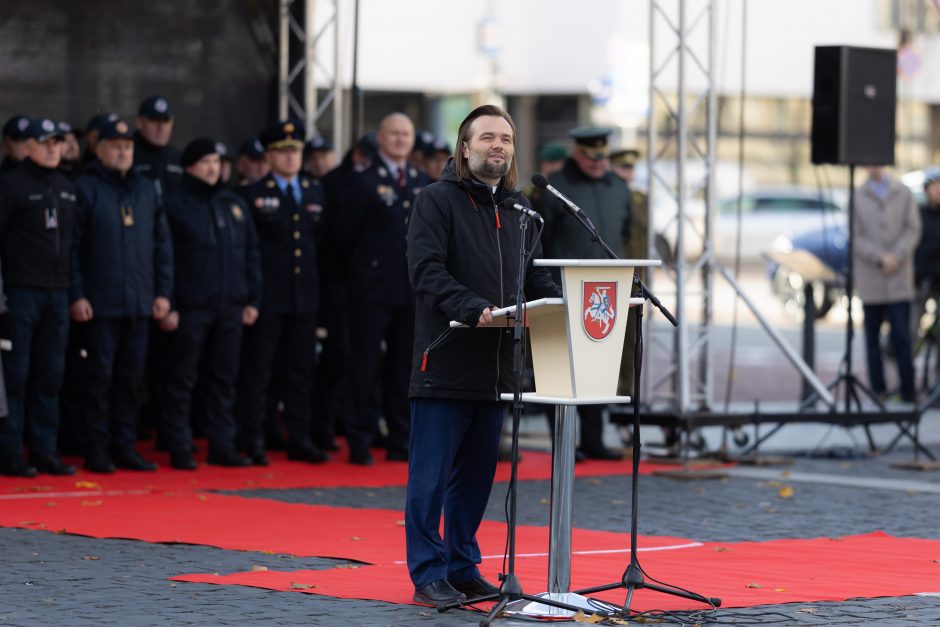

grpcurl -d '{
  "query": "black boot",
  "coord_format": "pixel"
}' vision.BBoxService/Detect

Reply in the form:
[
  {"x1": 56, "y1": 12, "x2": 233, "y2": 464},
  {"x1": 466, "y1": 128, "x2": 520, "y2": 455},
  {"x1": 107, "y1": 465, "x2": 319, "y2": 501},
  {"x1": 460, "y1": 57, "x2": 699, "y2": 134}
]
[
  {"x1": 29, "y1": 453, "x2": 76, "y2": 476},
  {"x1": 85, "y1": 448, "x2": 115, "y2": 474}
]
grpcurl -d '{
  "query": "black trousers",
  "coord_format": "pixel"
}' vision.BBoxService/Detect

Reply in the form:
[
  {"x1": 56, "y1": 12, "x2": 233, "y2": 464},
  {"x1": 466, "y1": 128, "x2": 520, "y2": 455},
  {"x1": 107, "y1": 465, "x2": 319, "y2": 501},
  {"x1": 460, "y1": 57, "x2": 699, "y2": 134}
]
[
  {"x1": 310, "y1": 282, "x2": 349, "y2": 445},
  {"x1": 162, "y1": 307, "x2": 243, "y2": 454},
  {"x1": 237, "y1": 311, "x2": 317, "y2": 448},
  {"x1": 345, "y1": 302, "x2": 413, "y2": 454},
  {"x1": 80, "y1": 316, "x2": 149, "y2": 452}
]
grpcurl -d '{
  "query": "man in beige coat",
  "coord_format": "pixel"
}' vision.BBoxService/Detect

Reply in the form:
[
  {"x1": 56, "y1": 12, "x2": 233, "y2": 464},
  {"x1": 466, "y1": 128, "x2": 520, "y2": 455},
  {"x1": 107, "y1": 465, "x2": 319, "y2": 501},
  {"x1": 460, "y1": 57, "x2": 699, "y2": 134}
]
[{"x1": 854, "y1": 166, "x2": 922, "y2": 402}]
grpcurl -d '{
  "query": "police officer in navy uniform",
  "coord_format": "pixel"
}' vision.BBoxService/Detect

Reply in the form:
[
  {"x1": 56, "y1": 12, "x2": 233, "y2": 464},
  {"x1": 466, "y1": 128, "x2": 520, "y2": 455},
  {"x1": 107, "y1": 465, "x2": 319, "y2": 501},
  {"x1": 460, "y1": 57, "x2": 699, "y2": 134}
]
[
  {"x1": 236, "y1": 120, "x2": 328, "y2": 465},
  {"x1": 531, "y1": 127, "x2": 631, "y2": 461},
  {"x1": 161, "y1": 139, "x2": 261, "y2": 469},
  {"x1": 133, "y1": 95, "x2": 183, "y2": 196},
  {"x1": 0, "y1": 118, "x2": 77, "y2": 477},
  {"x1": 235, "y1": 137, "x2": 270, "y2": 186},
  {"x1": 71, "y1": 119, "x2": 174, "y2": 473},
  {"x1": 1, "y1": 115, "x2": 31, "y2": 175},
  {"x1": 328, "y1": 113, "x2": 431, "y2": 465}
]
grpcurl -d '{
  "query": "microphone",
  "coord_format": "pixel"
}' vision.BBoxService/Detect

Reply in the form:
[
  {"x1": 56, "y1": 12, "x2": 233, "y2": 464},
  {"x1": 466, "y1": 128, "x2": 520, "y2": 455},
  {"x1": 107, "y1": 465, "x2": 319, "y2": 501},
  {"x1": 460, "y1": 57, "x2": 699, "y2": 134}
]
[
  {"x1": 501, "y1": 198, "x2": 544, "y2": 223},
  {"x1": 530, "y1": 174, "x2": 595, "y2": 230}
]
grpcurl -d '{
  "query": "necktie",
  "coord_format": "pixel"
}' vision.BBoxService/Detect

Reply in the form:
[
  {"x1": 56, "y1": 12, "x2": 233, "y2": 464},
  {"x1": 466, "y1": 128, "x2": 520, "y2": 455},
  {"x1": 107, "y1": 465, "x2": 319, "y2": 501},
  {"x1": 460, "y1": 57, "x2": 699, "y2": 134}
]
[
  {"x1": 288, "y1": 181, "x2": 300, "y2": 205},
  {"x1": 397, "y1": 167, "x2": 407, "y2": 190}
]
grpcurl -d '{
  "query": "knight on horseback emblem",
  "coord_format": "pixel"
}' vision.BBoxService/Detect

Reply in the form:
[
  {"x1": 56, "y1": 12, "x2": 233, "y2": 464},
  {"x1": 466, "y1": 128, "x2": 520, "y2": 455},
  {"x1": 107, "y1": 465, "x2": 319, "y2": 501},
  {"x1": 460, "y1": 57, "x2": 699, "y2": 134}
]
[{"x1": 582, "y1": 281, "x2": 617, "y2": 341}]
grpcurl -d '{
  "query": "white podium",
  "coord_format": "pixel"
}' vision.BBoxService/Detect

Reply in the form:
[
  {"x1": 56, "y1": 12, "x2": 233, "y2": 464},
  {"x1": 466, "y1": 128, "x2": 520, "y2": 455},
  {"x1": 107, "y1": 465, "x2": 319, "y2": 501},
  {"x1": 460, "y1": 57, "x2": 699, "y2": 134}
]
[{"x1": 454, "y1": 258, "x2": 661, "y2": 616}]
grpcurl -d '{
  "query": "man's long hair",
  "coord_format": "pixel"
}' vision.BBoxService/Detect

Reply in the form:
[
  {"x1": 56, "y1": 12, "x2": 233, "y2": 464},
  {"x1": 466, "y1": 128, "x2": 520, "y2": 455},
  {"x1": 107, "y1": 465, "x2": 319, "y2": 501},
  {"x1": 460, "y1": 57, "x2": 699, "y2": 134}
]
[{"x1": 453, "y1": 104, "x2": 518, "y2": 189}]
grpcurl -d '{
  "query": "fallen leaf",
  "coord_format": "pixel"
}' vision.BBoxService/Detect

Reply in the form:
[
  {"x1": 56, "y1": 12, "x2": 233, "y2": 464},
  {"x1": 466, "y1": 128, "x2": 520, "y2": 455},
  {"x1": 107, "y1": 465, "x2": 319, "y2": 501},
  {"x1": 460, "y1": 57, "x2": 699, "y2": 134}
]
[
  {"x1": 780, "y1": 470, "x2": 791, "y2": 477},
  {"x1": 81, "y1": 500, "x2": 103, "y2": 507},
  {"x1": 289, "y1": 582, "x2": 316, "y2": 590},
  {"x1": 18, "y1": 521, "x2": 38, "y2": 526},
  {"x1": 74, "y1": 481, "x2": 100, "y2": 489},
  {"x1": 774, "y1": 587, "x2": 787, "y2": 592},
  {"x1": 778, "y1": 486, "x2": 794, "y2": 499},
  {"x1": 251, "y1": 565, "x2": 268, "y2": 572},
  {"x1": 610, "y1": 499, "x2": 626, "y2": 506},
  {"x1": 55, "y1": 528, "x2": 67, "y2": 534},
  {"x1": 197, "y1": 494, "x2": 208, "y2": 501},
  {"x1": 348, "y1": 536, "x2": 362, "y2": 541},
  {"x1": 762, "y1": 506, "x2": 776, "y2": 513},
  {"x1": 396, "y1": 520, "x2": 405, "y2": 527},
  {"x1": 335, "y1": 564, "x2": 360, "y2": 569},
  {"x1": 765, "y1": 480, "x2": 781, "y2": 487},
  {"x1": 745, "y1": 582, "x2": 762, "y2": 589},
  {"x1": 799, "y1": 607, "x2": 819, "y2": 614},
  {"x1": 589, "y1": 479, "x2": 602, "y2": 486},
  {"x1": 12, "y1": 485, "x2": 52, "y2": 493},
  {"x1": 365, "y1": 492, "x2": 376, "y2": 498},
  {"x1": 81, "y1": 555, "x2": 100, "y2": 561},
  {"x1": 243, "y1": 481, "x2": 255, "y2": 487},
  {"x1": 712, "y1": 546, "x2": 729, "y2": 552},
  {"x1": 418, "y1": 611, "x2": 432, "y2": 617},
  {"x1": 633, "y1": 617, "x2": 665, "y2": 624},
  {"x1": 539, "y1": 498, "x2": 549, "y2": 505},
  {"x1": 829, "y1": 536, "x2": 844, "y2": 542},
  {"x1": 573, "y1": 610, "x2": 606, "y2": 623}
]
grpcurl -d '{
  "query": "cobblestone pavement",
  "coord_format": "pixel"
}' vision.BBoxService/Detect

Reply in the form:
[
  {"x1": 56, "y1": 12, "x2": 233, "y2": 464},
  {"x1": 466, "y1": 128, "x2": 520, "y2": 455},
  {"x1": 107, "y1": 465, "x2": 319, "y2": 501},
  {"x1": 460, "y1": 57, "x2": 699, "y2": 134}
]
[{"x1": 5, "y1": 443, "x2": 940, "y2": 626}]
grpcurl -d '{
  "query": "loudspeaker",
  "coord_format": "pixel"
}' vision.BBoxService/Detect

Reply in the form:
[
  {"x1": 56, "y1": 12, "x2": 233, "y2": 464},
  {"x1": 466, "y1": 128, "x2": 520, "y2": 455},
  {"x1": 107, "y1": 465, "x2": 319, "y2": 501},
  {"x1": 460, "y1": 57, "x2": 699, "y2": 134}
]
[{"x1": 811, "y1": 46, "x2": 897, "y2": 165}]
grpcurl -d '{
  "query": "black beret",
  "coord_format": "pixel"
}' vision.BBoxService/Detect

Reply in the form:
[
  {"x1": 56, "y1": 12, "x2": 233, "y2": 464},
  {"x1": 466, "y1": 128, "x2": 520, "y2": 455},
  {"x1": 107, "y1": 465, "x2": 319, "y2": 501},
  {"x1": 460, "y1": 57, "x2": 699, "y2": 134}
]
[
  {"x1": 2, "y1": 114, "x2": 30, "y2": 140},
  {"x1": 181, "y1": 137, "x2": 220, "y2": 167},
  {"x1": 138, "y1": 95, "x2": 174, "y2": 119}
]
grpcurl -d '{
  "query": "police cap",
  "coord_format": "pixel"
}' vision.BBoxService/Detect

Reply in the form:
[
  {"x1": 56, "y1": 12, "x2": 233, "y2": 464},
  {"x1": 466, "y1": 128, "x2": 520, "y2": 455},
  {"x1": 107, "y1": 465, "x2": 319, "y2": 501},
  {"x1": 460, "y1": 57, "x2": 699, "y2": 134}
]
[
  {"x1": 86, "y1": 112, "x2": 119, "y2": 134},
  {"x1": 3, "y1": 114, "x2": 30, "y2": 140},
  {"x1": 138, "y1": 95, "x2": 174, "y2": 120},
  {"x1": 422, "y1": 137, "x2": 451, "y2": 157},
  {"x1": 98, "y1": 119, "x2": 135, "y2": 141},
  {"x1": 305, "y1": 135, "x2": 333, "y2": 154},
  {"x1": 238, "y1": 137, "x2": 265, "y2": 160},
  {"x1": 260, "y1": 120, "x2": 305, "y2": 150},
  {"x1": 24, "y1": 117, "x2": 65, "y2": 143},
  {"x1": 568, "y1": 127, "x2": 611, "y2": 161},
  {"x1": 610, "y1": 148, "x2": 640, "y2": 168}
]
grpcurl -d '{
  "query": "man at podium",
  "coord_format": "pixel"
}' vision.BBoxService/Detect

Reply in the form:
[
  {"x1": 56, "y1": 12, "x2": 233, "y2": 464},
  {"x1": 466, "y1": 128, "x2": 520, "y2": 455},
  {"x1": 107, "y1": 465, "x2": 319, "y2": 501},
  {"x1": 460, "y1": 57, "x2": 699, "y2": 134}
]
[{"x1": 404, "y1": 105, "x2": 560, "y2": 607}]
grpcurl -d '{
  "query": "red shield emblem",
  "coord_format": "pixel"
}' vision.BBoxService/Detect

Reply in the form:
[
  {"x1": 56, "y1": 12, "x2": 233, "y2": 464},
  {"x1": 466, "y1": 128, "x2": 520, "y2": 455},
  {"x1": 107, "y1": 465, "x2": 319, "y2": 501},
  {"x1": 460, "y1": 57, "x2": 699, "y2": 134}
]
[{"x1": 582, "y1": 281, "x2": 617, "y2": 341}]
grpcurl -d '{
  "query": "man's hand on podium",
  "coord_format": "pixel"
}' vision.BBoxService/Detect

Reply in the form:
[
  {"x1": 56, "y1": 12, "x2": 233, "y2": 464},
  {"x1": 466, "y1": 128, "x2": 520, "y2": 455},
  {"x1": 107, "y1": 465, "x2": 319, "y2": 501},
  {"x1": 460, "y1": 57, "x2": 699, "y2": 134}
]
[{"x1": 478, "y1": 306, "x2": 496, "y2": 326}]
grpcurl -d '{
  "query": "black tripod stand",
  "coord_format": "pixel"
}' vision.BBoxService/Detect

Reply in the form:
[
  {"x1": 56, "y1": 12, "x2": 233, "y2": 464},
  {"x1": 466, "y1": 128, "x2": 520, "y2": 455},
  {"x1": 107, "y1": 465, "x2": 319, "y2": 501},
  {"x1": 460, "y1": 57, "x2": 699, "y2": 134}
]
[
  {"x1": 439, "y1": 210, "x2": 603, "y2": 624},
  {"x1": 573, "y1": 276, "x2": 720, "y2": 613}
]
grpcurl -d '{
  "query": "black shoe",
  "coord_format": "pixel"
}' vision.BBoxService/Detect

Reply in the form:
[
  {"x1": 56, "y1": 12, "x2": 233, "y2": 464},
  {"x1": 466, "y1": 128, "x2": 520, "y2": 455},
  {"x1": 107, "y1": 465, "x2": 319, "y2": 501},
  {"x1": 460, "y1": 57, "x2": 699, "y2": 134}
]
[
  {"x1": 112, "y1": 447, "x2": 158, "y2": 471},
  {"x1": 0, "y1": 455, "x2": 37, "y2": 478},
  {"x1": 349, "y1": 448, "x2": 374, "y2": 466},
  {"x1": 449, "y1": 576, "x2": 499, "y2": 598},
  {"x1": 170, "y1": 451, "x2": 198, "y2": 470},
  {"x1": 29, "y1": 453, "x2": 76, "y2": 476},
  {"x1": 413, "y1": 579, "x2": 467, "y2": 607},
  {"x1": 85, "y1": 448, "x2": 115, "y2": 474},
  {"x1": 386, "y1": 448, "x2": 409, "y2": 462},
  {"x1": 287, "y1": 442, "x2": 329, "y2": 464},
  {"x1": 314, "y1": 438, "x2": 341, "y2": 452},
  {"x1": 207, "y1": 449, "x2": 251, "y2": 467},
  {"x1": 582, "y1": 446, "x2": 623, "y2": 461},
  {"x1": 246, "y1": 442, "x2": 269, "y2": 466}
]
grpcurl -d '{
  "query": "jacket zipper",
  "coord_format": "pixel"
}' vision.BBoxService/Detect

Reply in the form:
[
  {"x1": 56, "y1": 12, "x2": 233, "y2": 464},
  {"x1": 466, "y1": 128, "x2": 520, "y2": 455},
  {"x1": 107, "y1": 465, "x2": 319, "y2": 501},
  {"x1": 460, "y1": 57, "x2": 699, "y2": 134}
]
[{"x1": 489, "y1": 189, "x2": 504, "y2": 399}]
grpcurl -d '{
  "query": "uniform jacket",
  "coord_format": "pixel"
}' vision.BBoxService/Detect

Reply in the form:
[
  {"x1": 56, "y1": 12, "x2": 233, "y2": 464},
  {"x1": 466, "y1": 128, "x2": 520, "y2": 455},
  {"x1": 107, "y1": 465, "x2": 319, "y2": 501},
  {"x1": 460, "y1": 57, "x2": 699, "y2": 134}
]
[
  {"x1": 71, "y1": 161, "x2": 174, "y2": 317},
  {"x1": 237, "y1": 172, "x2": 323, "y2": 315},
  {"x1": 532, "y1": 159, "x2": 632, "y2": 262},
  {"x1": 407, "y1": 160, "x2": 561, "y2": 401},
  {"x1": 853, "y1": 176, "x2": 921, "y2": 304},
  {"x1": 328, "y1": 158, "x2": 430, "y2": 305},
  {"x1": 0, "y1": 158, "x2": 77, "y2": 290},
  {"x1": 915, "y1": 203, "x2": 940, "y2": 288},
  {"x1": 165, "y1": 174, "x2": 262, "y2": 312},
  {"x1": 132, "y1": 133, "x2": 183, "y2": 196}
]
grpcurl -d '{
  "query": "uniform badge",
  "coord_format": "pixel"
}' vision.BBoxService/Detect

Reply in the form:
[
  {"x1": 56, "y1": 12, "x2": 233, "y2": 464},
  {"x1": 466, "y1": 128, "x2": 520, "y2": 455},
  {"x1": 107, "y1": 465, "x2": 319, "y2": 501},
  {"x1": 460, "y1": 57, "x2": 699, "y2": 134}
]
[
  {"x1": 231, "y1": 204, "x2": 243, "y2": 221},
  {"x1": 116, "y1": 121, "x2": 129, "y2": 134},
  {"x1": 301, "y1": 179, "x2": 309, "y2": 189},
  {"x1": 45, "y1": 208, "x2": 58, "y2": 230},
  {"x1": 16, "y1": 118, "x2": 29, "y2": 132},
  {"x1": 155, "y1": 98, "x2": 169, "y2": 113},
  {"x1": 284, "y1": 122, "x2": 295, "y2": 133},
  {"x1": 409, "y1": 168, "x2": 417, "y2": 178},
  {"x1": 582, "y1": 281, "x2": 617, "y2": 341},
  {"x1": 377, "y1": 184, "x2": 397, "y2": 204},
  {"x1": 377, "y1": 166, "x2": 388, "y2": 178},
  {"x1": 41, "y1": 119, "x2": 56, "y2": 133},
  {"x1": 254, "y1": 197, "x2": 265, "y2": 209},
  {"x1": 265, "y1": 180, "x2": 276, "y2": 189}
]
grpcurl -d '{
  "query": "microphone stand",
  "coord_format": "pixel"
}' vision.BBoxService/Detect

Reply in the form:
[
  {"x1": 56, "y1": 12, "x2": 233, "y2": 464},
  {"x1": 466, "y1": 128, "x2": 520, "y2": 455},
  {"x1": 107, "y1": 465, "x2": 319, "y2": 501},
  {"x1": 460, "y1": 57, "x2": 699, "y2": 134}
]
[
  {"x1": 439, "y1": 211, "x2": 595, "y2": 624},
  {"x1": 560, "y1": 203, "x2": 720, "y2": 615}
]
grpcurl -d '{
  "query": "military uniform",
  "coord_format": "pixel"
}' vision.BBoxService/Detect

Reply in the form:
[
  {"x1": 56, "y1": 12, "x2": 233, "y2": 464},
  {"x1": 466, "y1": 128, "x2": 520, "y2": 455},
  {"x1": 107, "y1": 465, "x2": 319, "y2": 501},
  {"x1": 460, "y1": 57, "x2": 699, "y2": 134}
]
[
  {"x1": 328, "y1": 156, "x2": 430, "y2": 462},
  {"x1": 236, "y1": 120, "x2": 327, "y2": 463},
  {"x1": 132, "y1": 96, "x2": 182, "y2": 196},
  {"x1": 0, "y1": 119, "x2": 77, "y2": 476},
  {"x1": 531, "y1": 128, "x2": 632, "y2": 460},
  {"x1": 161, "y1": 139, "x2": 262, "y2": 468}
]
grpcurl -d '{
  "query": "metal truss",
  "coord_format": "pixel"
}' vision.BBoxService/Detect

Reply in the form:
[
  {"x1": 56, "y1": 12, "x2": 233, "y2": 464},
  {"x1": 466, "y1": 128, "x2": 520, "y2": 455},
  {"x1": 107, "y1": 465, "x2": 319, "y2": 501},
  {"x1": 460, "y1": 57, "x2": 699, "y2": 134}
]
[
  {"x1": 645, "y1": 0, "x2": 718, "y2": 413},
  {"x1": 277, "y1": 0, "x2": 345, "y2": 150}
]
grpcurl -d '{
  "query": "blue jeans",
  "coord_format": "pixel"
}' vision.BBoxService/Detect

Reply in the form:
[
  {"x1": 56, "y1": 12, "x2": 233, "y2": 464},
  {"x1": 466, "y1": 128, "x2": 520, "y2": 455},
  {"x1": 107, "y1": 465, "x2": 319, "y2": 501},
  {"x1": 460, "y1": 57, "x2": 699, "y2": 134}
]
[
  {"x1": 863, "y1": 301, "x2": 915, "y2": 401},
  {"x1": 405, "y1": 398, "x2": 504, "y2": 590},
  {"x1": 0, "y1": 287, "x2": 69, "y2": 456}
]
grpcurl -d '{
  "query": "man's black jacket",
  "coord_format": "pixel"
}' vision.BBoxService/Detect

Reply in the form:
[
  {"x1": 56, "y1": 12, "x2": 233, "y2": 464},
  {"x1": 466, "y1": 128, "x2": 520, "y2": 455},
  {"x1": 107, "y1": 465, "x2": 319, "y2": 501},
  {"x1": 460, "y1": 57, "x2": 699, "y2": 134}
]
[
  {"x1": 0, "y1": 158, "x2": 77, "y2": 290},
  {"x1": 71, "y1": 161, "x2": 173, "y2": 317},
  {"x1": 407, "y1": 160, "x2": 560, "y2": 401},
  {"x1": 164, "y1": 174, "x2": 262, "y2": 312}
]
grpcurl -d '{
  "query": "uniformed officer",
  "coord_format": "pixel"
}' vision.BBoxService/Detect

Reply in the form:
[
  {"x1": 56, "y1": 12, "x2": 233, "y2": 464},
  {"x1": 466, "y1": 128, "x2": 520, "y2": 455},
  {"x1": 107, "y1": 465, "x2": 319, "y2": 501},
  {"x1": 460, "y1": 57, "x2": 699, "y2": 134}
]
[
  {"x1": 81, "y1": 112, "x2": 119, "y2": 168},
  {"x1": 236, "y1": 137, "x2": 269, "y2": 186},
  {"x1": 0, "y1": 118, "x2": 77, "y2": 477},
  {"x1": 133, "y1": 95, "x2": 183, "y2": 195},
  {"x1": 328, "y1": 112, "x2": 431, "y2": 465},
  {"x1": 304, "y1": 136, "x2": 336, "y2": 180},
  {"x1": 71, "y1": 119, "x2": 174, "y2": 473},
  {"x1": 236, "y1": 120, "x2": 328, "y2": 465},
  {"x1": 160, "y1": 138, "x2": 261, "y2": 469},
  {"x1": 56, "y1": 121, "x2": 83, "y2": 179},
  {"x1": 422, "y1": 137, "x2": 451, "y2": 182},
  {"x1": 1, "y1": 115, "x2": 31, "y2": 175},
  {"x1": 531, "y1": 127, "x2": 632, "y2": 460}
]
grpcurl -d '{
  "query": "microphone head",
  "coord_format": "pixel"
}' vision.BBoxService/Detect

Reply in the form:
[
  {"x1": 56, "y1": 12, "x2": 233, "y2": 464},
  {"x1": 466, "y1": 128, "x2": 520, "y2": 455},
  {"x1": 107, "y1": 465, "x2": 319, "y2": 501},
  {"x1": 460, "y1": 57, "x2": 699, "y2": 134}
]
[
  {"x1": 531, "y1": 173, "x2": 548, "y2": 189},
  {"x1": 501, "y1": 198, "x2": 517, "y2": 211}
]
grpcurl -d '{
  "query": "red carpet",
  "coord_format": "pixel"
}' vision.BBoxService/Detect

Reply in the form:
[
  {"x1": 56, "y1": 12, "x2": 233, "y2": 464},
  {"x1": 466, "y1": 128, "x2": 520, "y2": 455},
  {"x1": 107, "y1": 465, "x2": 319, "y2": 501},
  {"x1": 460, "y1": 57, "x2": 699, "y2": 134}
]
[
  {"x1": 172, "y1": 532, "x2": 940, "y2": 612},
  {"x1": 0, "y1": 439, "x2": 693, "y2": 495}
]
